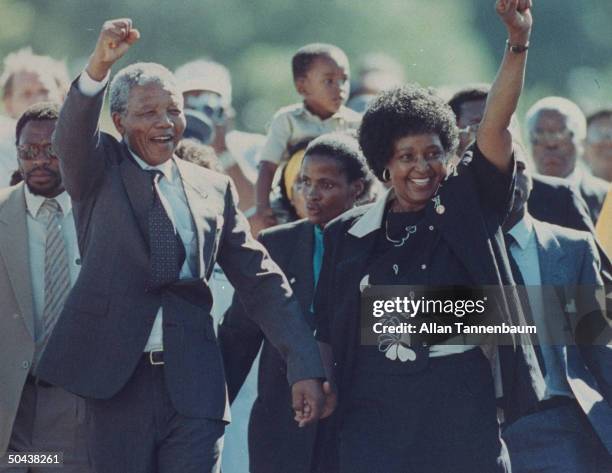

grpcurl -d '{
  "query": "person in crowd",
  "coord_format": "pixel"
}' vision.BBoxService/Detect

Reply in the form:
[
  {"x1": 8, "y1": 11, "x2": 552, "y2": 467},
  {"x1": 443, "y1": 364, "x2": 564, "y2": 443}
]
[
  {"x1": 0, "y1": 102, "x2": 90, "y2": 470},
  {"x1": 175, "y1": 138, "x2": 222, "y2": 173},
  {"x1": 314, "y1": 1, "x2": 543, "y2": 472},
  {"x1": 501, "y1": 154, "x2": 612, "y2": 473},
  {"x1": 449, "y1": 85, "x2": 597, "y2": 233},
  {"x1": 526, "y1": 96, "x2": 609, "y2": 223},
  {"x1": 219, "y1": 132, "x2": 372, "y2": 473},
  {"x1": 252, "y1": 43, "x2": 361, "y2": 235},
  {"x1": 175, "y1": 59, "x2": 264, "y2": 211},
  {"x1": 597, "y1": 188, "x2": 612, "y2": 257},
  {"x1": 35, "y1": 19, "x2": 327, "y2": 473},
  {"x1": 0, "y1": 48, "x2": 69, "y2": 187},
  {"x1": 584, "y1": 108, "x2": 612, "y2": 182},
  {"x1": 346, "y1": 53, "x2": 405, "y2": 114}
]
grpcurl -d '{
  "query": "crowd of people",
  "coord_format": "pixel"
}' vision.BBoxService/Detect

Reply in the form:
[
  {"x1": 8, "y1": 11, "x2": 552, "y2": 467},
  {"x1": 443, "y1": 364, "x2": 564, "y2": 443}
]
[{"x1": 0, "y1": 0, "x2": 610, "y2": 472}]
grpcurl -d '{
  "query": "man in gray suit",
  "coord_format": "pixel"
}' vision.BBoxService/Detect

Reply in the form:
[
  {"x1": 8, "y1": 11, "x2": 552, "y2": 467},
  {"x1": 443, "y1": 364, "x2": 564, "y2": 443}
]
[
  {"x1": 36, "y1": 19, "x2": 326, "y2": 473},
  {"x1": 0, "y1": 103, "x2": 89, "y2": 470},
  {"x1": 501, "y1": 156, "x2": 612, "y2": 472}
]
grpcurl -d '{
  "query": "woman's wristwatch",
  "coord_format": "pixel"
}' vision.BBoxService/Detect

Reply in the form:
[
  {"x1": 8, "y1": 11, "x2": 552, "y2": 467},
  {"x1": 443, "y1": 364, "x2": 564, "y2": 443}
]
[{"x1": 506, "y1": 39, "x2": 529, "y2": 53}]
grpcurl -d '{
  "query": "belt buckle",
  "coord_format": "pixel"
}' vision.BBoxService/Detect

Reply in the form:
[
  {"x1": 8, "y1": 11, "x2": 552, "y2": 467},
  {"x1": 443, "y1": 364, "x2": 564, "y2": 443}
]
[{"x1": 149, "y1": 350, "x2": 164, "y2": 366}]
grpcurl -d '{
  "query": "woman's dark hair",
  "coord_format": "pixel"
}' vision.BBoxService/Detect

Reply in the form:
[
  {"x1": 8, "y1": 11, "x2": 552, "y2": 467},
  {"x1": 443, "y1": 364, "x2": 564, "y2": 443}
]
[
  {"x1": 358, "y1": 84, "x2": 459, "y2": 180},
  {"x1": 304, "y1": 132, "x2": 374, "y2": 201}
]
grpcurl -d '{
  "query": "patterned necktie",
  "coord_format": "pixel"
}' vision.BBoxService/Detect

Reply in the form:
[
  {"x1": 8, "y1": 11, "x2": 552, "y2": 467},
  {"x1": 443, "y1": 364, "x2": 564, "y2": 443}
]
[
  {"x1": 38, "y1": 198, "x2": 71, "y2": 363},
  {"x1": 146, "y1": 170, "x2": 186, "y2": 291}
]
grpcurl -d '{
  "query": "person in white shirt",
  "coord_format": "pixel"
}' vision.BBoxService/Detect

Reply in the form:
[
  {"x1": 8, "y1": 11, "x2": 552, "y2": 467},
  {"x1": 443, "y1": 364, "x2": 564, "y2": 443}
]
[{"x1": 0, "y1": 102, "x2": 89, "y2": 470}]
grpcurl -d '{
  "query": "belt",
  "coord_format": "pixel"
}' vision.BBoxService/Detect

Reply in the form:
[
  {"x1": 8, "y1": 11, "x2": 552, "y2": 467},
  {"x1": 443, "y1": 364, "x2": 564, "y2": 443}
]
[
  {"x1": 144, "y1": 350, "x2": 164, "y2": 366},
  {"x1": 26, "y1": 373, "x2": 53, "y2": 388}
]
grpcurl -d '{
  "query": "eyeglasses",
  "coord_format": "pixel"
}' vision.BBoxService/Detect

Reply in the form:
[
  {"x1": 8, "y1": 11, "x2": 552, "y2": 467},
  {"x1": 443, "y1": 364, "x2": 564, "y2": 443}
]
[
  {"x1": 17, "y1": 143, "x2": 58, "y2": 161},
  {"x1": 530, "y1": 130, "x2": 573, "y2": 145}
]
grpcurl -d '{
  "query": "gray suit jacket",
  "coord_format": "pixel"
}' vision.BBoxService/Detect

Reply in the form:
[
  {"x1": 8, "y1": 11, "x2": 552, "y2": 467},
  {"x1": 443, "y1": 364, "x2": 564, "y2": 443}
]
[
  {"x1": 0, "y1": 184, "x2": 35, "y2": 454},
  {"x1": 532, "y1": 218, "x2": 612, "y2": 454},
  {"x1": 37, "y1": 80, "x2": 324, "y2": 421}
]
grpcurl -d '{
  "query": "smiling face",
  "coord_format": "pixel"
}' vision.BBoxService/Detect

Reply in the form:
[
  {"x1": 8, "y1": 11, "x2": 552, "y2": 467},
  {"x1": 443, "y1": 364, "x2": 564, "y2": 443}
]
[
  {"x1": 387, "y1": 133, "x2": 448, "y2": 212},
  {"x1": 530, "y1": 109, "x2": 578, "y2": 178},
  {"x1": 17, "y1": 119, "x2": 64, "y2": 197},
  {"x1": 296, "y1": 54, "x2": 350, "y2": 119},
  {"x1": 300, "y1": 153, "x2": 363, "y2": 227},
  {"x1": 112, "y1": 81, "x2": 186, "y2": 166}
]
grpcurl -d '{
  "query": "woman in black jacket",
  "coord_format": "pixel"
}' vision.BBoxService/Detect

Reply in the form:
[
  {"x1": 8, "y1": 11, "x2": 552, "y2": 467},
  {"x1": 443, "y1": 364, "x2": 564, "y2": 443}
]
[
  {"x1": 219, "y1": 133, "x2": 373, "y2": 473},
  {"x1": 314, "y1": 2, "x2": 542, "y2": 472}
]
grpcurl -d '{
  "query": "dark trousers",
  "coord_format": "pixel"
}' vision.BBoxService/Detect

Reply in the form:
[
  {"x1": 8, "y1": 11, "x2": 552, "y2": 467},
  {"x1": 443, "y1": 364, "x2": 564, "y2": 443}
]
[
  {"x1": 503, "y1": 401, "x2": 612, "y2": 473},
  {"x1": 1, "y1": 380, "x2": 90, "y2": 472},
  {"x1": 338, "y1": 348, "x2": 509, "y2": 473},
  {"x1": 86, "y1": 355, "x2": 225, "y2": 473}
]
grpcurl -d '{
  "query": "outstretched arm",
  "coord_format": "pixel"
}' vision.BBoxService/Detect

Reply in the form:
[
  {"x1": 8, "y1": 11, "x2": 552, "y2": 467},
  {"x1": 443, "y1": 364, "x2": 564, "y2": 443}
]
[
  {"x1": 477, "y1": 0, "x2": 532, "y2": 172},
  {"x1": 54, "y1": 19, "x2": 140, "y2": 200}
]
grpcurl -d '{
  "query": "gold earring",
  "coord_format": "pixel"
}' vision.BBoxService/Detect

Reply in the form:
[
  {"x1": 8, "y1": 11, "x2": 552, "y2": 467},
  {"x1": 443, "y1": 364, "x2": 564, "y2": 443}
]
[{"x1": 382, "y1": 168, "x2": 391, "y2": 182}]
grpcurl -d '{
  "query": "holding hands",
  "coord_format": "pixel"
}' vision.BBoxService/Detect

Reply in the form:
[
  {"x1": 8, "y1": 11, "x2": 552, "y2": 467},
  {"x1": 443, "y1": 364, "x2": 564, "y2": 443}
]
[{"x1": 86, "y1": 18, "x2": 140, "y2": 81}]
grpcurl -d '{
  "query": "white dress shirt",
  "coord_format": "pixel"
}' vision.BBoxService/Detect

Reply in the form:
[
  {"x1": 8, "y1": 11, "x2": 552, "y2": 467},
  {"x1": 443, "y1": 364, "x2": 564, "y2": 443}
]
[
  {"x1": 507, "y1": 214, "x2": 573, "y2": 399},
  {"x1": 77, "y1": 71, "x2": 198, "y2": 352},
  {"x1": 24, "y1": 187, "x2": 81, "y2": 341}
]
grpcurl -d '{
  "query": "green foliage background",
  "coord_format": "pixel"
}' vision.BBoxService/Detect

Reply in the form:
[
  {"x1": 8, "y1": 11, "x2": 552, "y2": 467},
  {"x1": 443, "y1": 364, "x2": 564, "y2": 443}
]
[{"x1": 1, "y1": 0, "x2": 611, "y2": 132}]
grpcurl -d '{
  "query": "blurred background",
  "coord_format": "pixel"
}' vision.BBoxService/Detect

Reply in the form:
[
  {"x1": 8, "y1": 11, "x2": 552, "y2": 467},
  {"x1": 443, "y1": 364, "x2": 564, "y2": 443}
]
[{"x1": 1, "y1": 0, "x2": 611, "y2": 133}]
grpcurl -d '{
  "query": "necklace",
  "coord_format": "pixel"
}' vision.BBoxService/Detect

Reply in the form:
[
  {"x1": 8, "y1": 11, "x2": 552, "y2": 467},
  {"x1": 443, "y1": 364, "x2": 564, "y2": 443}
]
[{"x1": 385, "y1": 219, "x2": 417, "y2": 247}]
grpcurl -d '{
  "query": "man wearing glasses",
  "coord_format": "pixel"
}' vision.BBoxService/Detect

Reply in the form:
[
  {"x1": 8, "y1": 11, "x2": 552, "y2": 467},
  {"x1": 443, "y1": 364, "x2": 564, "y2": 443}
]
[
  {"x1": 526, "y1": 96, "x2": 609, "y2": 223},
  {"x1": 0, "y1": 102, "x2": 90, "y2": 470}
]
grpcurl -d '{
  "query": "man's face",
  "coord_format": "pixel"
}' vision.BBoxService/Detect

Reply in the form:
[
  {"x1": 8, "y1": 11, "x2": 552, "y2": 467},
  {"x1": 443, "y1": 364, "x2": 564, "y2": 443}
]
[
  {"x1": 584, "y1": 116, "x2": 612, "y2": 182},
  {"x1": 529, "y1": 109, "x2": 578, "y2": 178},
  {"x1": 297, "y1": 54, "x2": 350, "y2": 119},
  {"x1": 113, "y1": 82, "x2": 185, "y2": 166},
  {"x1": 511, "y1": 157, "x2": 533, "y2": 215},
  {"x1": 4, "y1": 71, "x2": 63, "y2": 119},
  {"x1": 17, "y1": 119, "x2": 64, "y2": 197},
  {"x1": 456, "y1": 99, "x2": 486, "y2": 156}
]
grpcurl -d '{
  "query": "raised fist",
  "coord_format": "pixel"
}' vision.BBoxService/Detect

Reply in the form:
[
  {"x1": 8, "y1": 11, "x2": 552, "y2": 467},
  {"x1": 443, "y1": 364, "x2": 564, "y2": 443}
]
[
  {"x1": 86, "y1": 18, "x2": 140, "y2": 81},
  {"x1": 496, "y1": 0, "x2": 533, "y2": 43}
]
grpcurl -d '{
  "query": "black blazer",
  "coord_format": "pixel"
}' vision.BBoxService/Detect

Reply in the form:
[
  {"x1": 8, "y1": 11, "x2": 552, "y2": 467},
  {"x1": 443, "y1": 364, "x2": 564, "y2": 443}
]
[
  {"x1": 219, "y1": 219, "x2": 319, "y2": 473},
  {"x1": 37, "y1": 80, "x2": 324, "y2": 421},
  {"x1": 577, "y1": 171, "x2": 609, "y2": 224},
  {"x1": 314, "y1": 145, "x2": 546, "y2": 426}
]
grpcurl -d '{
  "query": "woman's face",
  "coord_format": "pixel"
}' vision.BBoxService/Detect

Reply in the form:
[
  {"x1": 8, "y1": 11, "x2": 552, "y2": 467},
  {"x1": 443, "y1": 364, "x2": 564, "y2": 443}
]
[
  {"x1": 387, "y1": 133, "x2": 448, "y2": 212},
  {"x1": 300, "y1": 154, "x2": 363, "y2": 227}
]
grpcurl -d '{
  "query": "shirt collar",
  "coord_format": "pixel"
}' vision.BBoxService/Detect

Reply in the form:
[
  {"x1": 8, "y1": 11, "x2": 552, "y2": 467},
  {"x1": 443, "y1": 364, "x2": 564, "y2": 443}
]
[
  {"x1": 508, "y1": 213, "x2": 534, "y2": 250},
  {"x1": 565, "y1": 164, "x2": 584, "y2": 187},
  {"x1": 348, "y1": 187, "x2": 392, "y2": 237},
  {"x1": 129, "y1": 148, "x2": 177, "y2": 182},
  {"x1": 299, "y1": 103, "x2": 351, "y2": 122},
  {"x1": 24, "y1": 185, "x2": 72, "y2": 218}
]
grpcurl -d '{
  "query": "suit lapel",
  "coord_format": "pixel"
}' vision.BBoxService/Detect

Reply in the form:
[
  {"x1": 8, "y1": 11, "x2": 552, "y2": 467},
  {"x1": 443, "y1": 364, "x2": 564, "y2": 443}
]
[
  {"x1": 0, "y1": 184, "x2": 35, "y2": 338},
  {"x1": 285, "y1": 222, "x2": 315, "y2": 310},
  {"x1": 175, "y1": 158, "x2": 210, "y2": 279},
  {"x1": 533, "y1": 220, "x2": 567, "y2": 286},
  {"x1": 118, "y1": 143, "x2": 153, "y2": 247}
]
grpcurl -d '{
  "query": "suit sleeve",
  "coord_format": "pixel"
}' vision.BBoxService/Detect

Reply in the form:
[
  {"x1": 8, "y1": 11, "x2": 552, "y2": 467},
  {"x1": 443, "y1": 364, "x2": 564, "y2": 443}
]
[
  {"x1": 467, "y1": 142, "x2": 516, "y2": 224},
  {"x1": 217, "y1": 180, "x2": 324, "y2": 385},
  {"x1": 218, "y1": 290, "x2": 263, "y2": 403},
  {"x1": 575, "y1": 235, "x2": 612, "y2": 403},
  {"x1": 53, "y1": 77, "x2": 108, "y2": 201}
]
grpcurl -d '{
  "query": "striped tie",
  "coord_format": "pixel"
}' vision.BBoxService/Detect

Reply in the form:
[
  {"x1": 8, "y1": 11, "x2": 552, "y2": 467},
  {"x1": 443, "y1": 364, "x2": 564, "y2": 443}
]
[{"x1": 38, "y1": 198, "x2": 71, "y2": 361}]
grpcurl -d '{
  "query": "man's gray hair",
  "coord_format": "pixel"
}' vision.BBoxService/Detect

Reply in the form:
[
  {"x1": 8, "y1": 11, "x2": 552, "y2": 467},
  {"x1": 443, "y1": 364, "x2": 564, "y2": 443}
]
[
  {"x1": 109, "y1": 62, "x2": 179, "y2": 115},
  {"x1": 525, "y1": 96, "x2": 587, "y2": 142}
]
